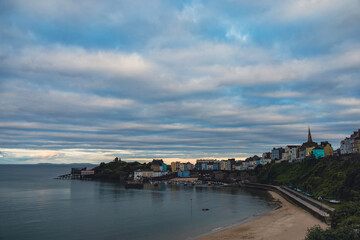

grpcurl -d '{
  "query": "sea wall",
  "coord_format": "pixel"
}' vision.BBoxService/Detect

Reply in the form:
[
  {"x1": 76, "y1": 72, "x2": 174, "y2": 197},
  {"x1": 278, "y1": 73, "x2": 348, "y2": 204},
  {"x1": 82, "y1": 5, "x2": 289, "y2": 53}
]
[{"x1": 241, "y1": 182, "x2": 332, "y2": 224}]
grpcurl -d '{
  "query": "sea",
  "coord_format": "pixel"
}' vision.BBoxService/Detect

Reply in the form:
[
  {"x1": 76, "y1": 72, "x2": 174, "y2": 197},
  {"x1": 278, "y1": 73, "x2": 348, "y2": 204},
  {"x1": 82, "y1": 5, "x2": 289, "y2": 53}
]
[{"x1": 0, "y1": 164, "x2": 276, "y2": 240}]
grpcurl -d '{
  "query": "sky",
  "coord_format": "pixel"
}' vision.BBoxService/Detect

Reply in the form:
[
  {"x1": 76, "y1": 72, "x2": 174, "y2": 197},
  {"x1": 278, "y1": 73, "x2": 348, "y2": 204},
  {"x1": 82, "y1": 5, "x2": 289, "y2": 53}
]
[{"x1": 1, "y1": 0, "x2": 360, "y2": 164}]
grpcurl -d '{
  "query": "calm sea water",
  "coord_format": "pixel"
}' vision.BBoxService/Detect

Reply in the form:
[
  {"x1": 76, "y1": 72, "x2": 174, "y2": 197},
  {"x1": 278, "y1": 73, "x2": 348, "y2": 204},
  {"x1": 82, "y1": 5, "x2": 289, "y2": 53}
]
[{"x1": 0, "y1": 164, "x2": 275, "y2": 240}]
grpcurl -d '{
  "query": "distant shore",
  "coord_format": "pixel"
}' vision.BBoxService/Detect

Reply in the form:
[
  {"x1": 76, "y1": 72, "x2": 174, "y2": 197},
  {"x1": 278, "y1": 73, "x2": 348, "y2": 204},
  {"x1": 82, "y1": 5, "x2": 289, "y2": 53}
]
[{"x1": 196, "y1": 191, "x2": 328, "y2": 240}]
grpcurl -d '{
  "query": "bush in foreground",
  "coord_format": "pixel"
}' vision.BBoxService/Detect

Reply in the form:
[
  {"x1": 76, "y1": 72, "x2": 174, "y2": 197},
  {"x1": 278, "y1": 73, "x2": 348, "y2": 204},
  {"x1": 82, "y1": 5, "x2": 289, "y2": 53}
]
[{"x1": 305, "y1": 225, "x2": 360, "y2": 240}]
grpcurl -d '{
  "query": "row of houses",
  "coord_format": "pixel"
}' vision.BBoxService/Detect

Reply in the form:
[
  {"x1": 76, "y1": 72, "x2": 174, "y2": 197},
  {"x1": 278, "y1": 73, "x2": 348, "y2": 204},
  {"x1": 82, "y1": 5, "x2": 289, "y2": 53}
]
[
  {"x1": 267, "y1": 128, "x2": 334, "y2": 163},
  {"x1": 170, "y1": 161, "x2": 194, "y2": 172},
  {"x1": 340, "y1": 129, "x2": 360, "y2": 154},
  {"x1": 134, "y1": 159, "x2": 195, "y2": 180},
  {"x1": 187, "y1": 128, "x2": 336, "y2": 173},
  {"x1": 268, "y1": 128, "x2": 360, "y2": 164},
  {"x1": 190, "y1": 157, "x2": 272, "y2": 172},
  {"x1": 133, "y1": 128, "x2": 360, "y2": 179}
]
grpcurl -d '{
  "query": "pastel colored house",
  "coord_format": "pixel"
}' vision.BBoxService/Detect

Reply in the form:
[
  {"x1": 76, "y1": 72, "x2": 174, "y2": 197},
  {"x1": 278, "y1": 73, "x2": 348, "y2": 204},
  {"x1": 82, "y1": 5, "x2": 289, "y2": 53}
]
[
  {"x1": 171, "y1": 162, "x2": 180, "y2": 172},
  {"x1": 312, "y1": 147, "x2": 325, "y2": 159},
  {"x1": 320, "y1": 141, "x2": 333, "y2": 157},
  {"x1": 271, "y1": 147, "x2": 284, "y2": 161},
  {"x1": 178, "y1": 171, "x2": 190, "y2": 178},
  {"x1": 219, "y1": 159, "x2": 234, "y2": 171},
  {"x1": 340, "y1": 129, "x2": 360, "y2": 154},
  {"x1": 340, "y1": 137, "x2": 352, "y2": 154},
  {"x1": 212, "y1": 163, "x2": 219, "y2": 170},
  {"x1": 151, "y1": 159, "x2": 164, "y2": 171},
  {"x1": 284, "y1": 145, "x2": 300, "y2": 162},
  {"x1": 195, "y1": 159, "x2": 218, "y2": 170}
]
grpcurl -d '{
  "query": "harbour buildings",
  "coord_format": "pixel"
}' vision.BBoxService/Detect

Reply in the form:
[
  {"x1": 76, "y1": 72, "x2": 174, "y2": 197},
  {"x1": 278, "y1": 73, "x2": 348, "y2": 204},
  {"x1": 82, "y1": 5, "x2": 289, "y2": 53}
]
[
  {"x1": 134, "y1": 128, "x2": 358, "y2": 178},
  {"x1": 134, "y1": 159, "x2": 170, "y2": 180},
  {"x1": 134, "y1": 170, "x2": 165, "y2": 180},
  {"x1": 151, "y1": 159, "x2": 167, "y2": 172}
]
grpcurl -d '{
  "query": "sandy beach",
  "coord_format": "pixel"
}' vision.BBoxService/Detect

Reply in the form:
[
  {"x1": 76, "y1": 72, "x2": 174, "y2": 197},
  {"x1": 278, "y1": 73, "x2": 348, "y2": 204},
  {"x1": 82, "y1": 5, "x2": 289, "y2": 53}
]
[{"x1": 197, "y1": 191, "x2": 328, "y2": 240}]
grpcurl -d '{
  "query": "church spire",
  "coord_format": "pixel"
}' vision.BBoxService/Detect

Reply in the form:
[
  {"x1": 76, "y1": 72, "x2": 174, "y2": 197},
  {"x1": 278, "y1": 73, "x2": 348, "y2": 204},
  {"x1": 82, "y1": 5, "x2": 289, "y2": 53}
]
[{"x1": 308, "y1": 127, "x2": 313, "y2": 143}]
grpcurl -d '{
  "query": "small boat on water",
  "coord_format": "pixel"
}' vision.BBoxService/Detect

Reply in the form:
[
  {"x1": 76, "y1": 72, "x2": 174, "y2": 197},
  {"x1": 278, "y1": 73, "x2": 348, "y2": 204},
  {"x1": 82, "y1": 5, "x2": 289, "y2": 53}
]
[
  {"x1": 202, "y1": 208, "x2": 209, "y2": 211},
  {"x1": 125, "y1": 181, "x2": 144, "y2": 189}
]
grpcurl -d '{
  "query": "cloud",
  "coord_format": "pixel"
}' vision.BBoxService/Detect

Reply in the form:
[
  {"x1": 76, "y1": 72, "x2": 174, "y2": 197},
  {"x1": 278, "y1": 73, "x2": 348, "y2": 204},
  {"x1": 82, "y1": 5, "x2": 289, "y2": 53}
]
[
  {"x1": 262, "y1": 0, "x2": 359, "y2": 23},
  {"x1": 226, "y1": 26, "x2": 248, "y2": 42},
  {"x1": 4, "y1": 46, "x2": 153, "y2": 78},
  {"x1": 255, "y1": 91, "x2": 304, "y2": 98},
  {"x1": 177, "y1": 2, "x2": 203, "y2": 23},
  {"x1": 0, "y1": 0, "x2": 360, "y2": 163},
  {"x1": 332, "y1": 98, "x2": 360, "y2": 106}
]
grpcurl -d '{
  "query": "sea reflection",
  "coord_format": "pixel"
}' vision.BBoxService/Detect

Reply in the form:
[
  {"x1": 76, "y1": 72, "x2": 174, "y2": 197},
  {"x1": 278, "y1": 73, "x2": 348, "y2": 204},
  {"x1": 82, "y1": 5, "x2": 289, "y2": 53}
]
[{"x1": 0, "y1": 165, "x2": 277, "y2": 240}]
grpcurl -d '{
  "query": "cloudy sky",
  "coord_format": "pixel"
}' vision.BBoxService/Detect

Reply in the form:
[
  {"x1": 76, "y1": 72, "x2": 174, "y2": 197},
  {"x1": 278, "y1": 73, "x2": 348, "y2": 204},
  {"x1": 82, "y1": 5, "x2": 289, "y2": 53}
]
[{"x1": 1, "y1": 0, "x2": 360, "y2": 164}]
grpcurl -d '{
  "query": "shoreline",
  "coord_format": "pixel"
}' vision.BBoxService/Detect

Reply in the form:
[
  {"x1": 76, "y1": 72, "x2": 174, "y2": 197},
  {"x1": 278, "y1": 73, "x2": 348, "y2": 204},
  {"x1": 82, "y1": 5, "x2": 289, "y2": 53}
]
[{"x1": 196, "y1": 191, "x2": 328, "y2": 240}]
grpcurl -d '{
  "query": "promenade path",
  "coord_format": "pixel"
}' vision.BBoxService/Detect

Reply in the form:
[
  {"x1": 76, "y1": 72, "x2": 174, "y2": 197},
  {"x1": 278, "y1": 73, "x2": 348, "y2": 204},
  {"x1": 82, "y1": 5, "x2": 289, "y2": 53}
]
[
  {"x1": 280, "y1": 186, "x2": 335, "y2": 213},
  {"x1": 243, "y1": 183, "x2": 334, "y2": 224}
]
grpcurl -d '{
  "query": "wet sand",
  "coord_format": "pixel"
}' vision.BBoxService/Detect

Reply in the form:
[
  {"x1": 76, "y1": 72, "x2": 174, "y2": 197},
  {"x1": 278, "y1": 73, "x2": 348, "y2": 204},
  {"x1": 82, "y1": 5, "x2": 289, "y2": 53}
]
[{"x1": 197, "y1": 191, "x2": 328, "y2": 240}]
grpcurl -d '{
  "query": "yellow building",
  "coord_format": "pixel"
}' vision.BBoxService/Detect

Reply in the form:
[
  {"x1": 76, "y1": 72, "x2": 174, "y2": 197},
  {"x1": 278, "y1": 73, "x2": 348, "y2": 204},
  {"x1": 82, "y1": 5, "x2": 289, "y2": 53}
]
[
  {"x1": 171, "y1": 161, "x2": 180, "y2": 172},
  {"x1": 306, "y1": 147, "x2": 316, "y2": 156},
  {"x1": 151, "y1": 165, "x2": 162, "y2": 171},
  {"x1": 171, "y1": 162, "x2": 177, "y2": 172},
  {"x1": 320, "y1": 141, "x2": 333, "y2": 156}
]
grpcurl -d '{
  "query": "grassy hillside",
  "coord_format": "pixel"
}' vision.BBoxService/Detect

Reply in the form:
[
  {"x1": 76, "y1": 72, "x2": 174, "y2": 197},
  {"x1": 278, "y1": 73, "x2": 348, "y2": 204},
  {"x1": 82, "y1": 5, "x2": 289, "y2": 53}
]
[
  {"x1": 254, "y1": 155, "x2": 360, "y2": 201},
  {"x1": 253, "y1": 155, "x2": 360, "y2": 239}
]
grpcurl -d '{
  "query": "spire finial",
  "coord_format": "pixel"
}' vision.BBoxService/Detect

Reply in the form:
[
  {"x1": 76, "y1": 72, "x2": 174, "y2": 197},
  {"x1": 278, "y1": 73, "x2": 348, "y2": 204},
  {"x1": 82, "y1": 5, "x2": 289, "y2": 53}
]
[{"x1": 308, "y1": 127, "x2": 313, "y2": 143}]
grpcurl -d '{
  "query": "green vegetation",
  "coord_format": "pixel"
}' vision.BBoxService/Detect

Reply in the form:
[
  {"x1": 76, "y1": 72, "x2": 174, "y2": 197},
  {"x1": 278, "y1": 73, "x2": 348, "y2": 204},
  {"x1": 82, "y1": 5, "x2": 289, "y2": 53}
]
[
  {"x1": 305, "y1": 202, "x2": 360, "y2": 240},
  {"x1": 92, "y1": 157, "x2": 151, "y2": 180},
  {"x1": 305, "y1": 225, "x2": 360, "y2": 240},
  {"x1": 254, "y1": 156, "x2": 360, "y2": 201},
  {"x1": 331, "y1": 202, "x2": 360, "y2": 229},
  {"x1": 252, "y1": 155, "x2": 360, "y2": 240}
]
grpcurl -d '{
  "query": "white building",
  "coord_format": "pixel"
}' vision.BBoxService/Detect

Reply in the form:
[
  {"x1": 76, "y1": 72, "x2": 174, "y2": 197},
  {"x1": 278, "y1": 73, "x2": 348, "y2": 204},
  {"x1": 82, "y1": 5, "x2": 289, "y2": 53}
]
[
  {"x1": 340, "y1": 137, "x2": 352, "y2": 154},
  {"x1": 284, "y1": 145, "x2": 300, "y2": 163},
  {"x1": 134, "y1": 170, "x2": 167, "y2": 180}
]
